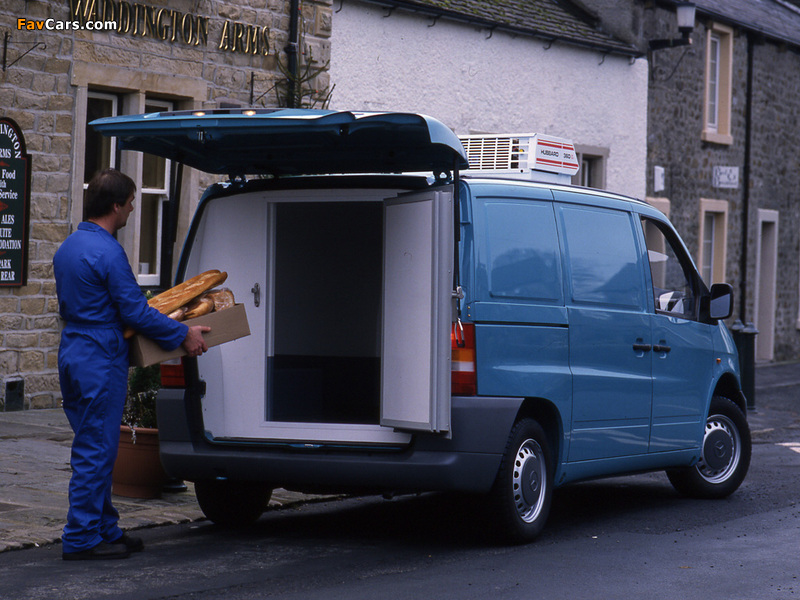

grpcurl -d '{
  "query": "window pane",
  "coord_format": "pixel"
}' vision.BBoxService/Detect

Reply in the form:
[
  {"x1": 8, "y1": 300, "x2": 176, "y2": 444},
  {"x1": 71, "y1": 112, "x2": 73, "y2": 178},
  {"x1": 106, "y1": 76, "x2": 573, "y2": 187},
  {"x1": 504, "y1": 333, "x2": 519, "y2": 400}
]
[
  {"x1": 707, "y1": 35, "x2": 720, "y2": 130},
  {"x1": 642, "y1": 218, "x2": 697, "y2": 319},
  {"x1": 84, "y1": 96, "x2": 115, "y2": 183},
  {"x1": 142, "y1": 152, "x2": 167, "y2": 191},
  {"x1": 138, "y1": 193, "x2": 163, "y2": 277},
  {"x1": 702, "y1": 213, "x2": 715, "y2": 284},
  {"x1": 562, "y1": 206, "x2": 643, "y2": 308},
  {"x1": 142, "y1": 100, "x2": 171, "y2": 191},
  {"x1": 485, "y1": 200, "x2": 562, "y2": 301}
]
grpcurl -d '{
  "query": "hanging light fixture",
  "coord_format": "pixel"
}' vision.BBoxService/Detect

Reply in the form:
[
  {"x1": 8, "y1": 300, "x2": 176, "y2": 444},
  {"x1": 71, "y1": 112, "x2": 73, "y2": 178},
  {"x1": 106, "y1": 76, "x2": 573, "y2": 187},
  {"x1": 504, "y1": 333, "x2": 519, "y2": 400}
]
[{"x1": 649, "y1": 2, "x2": 696, "y2": 51}]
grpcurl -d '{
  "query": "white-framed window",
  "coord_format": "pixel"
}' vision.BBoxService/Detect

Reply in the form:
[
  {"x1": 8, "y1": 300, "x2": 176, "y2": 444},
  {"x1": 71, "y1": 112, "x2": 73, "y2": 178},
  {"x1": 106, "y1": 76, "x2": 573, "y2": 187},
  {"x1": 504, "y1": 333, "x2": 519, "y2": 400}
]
[
  {"x1": 697, "y1": 198, "x2": 729, "y2": 285},
  {"x1": 82, "y1": 92, "x2": 173, "y2": 286},
  {"x1": 703, "y1": 23, "x2": 734, "y2": 145},
  {"x1": 84, "y1": 92, "x2": 119, "y2": 187},
  {"x1": 138, "y1": 98, "x2": 173, "y2": 286}
]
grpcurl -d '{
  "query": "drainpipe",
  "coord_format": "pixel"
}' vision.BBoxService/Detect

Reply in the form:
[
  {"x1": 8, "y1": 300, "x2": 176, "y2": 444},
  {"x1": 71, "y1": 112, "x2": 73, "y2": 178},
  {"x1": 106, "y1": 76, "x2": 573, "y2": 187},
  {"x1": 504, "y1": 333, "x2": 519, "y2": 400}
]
[
  {"x1": 740, "y1": 32, "x2": 754, "y2": 323},
  {"x1": 733, "y1": 31, "x2": 757, "y2": 409},
  {"x1": 285, "y1": 0, "x2": 300, "y2": 108}
]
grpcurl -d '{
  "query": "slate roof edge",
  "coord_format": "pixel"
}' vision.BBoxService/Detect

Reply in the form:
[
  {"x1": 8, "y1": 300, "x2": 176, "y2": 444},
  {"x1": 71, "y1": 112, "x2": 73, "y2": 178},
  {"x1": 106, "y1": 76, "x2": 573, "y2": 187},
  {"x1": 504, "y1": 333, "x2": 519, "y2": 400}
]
[
  {"x1": 657, "y1": 0, "x2": 800, "y2": 51},
  {"x1": 353, "y1": 0, "x2": 644, "y2": 58}
]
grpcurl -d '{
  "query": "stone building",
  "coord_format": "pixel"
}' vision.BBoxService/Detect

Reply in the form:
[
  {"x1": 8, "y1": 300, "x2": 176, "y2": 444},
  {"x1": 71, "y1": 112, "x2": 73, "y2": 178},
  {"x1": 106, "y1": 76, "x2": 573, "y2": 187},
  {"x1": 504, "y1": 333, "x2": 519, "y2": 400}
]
[
  {"x1": 0, "y1": 0, "x2": 333, "y2": 410},
  {"x1": 583, "y1": 0, "x2": 800, "y2": 363},
  {"x1": 644, "y1": 0, "x2": 800, "y2": 363}
]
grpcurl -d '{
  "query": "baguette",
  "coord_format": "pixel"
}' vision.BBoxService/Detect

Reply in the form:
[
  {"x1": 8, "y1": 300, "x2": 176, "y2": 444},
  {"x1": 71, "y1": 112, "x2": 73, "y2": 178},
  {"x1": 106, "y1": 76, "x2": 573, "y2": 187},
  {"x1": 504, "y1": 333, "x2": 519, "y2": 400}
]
[
  {"x1": 149, "y1": 270, "x2": 228, "y2": 315},
  {"x1": 123, "y1": 269, "x2": 228, "y2": 339}
]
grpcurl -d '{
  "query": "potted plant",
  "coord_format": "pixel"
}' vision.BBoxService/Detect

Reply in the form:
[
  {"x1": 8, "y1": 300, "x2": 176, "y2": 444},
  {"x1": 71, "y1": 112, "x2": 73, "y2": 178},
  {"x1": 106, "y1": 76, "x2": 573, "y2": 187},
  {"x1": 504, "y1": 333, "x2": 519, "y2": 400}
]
[{"x1": 112, "y1": 364, "x2": 167, "y2": 499}]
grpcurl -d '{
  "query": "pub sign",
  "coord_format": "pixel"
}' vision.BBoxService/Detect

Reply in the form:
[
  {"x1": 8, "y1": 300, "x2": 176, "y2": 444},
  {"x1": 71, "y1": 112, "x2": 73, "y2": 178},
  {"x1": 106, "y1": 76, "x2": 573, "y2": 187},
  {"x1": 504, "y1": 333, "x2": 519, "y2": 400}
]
[{"x1": 0, "y1": 117, "x2": 31, "y2": 287}]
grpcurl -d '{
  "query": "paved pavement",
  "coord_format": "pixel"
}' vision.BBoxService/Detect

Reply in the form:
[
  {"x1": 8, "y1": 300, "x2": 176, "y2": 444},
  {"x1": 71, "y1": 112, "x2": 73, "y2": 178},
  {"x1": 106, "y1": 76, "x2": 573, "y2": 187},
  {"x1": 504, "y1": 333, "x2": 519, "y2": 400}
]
[
  {"x1": 0, "y1": 411, "x2": 335, "y2": 553},
  {"x1": 1, "y1": 362, "x2": 799, "y2": 554}
]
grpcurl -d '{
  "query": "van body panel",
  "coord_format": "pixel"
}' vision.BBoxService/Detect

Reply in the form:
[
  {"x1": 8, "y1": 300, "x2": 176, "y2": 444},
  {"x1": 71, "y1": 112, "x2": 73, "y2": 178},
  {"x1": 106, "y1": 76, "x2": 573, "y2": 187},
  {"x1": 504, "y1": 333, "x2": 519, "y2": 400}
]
[
  {"x1": 474, "y1": 324, "x2": 571, "y2": 410},
  {"x1": 559, "y1": 448, "x2": 700, "y2": 486},
  {"x1": 648, "y1": 314, "x2": 714, "y2": 452},
  {"x1": 558, "y1": 203, "x2": 654, "y2": 461},
  {"x1": 156, "y1": 393, "x2": 520, "y2": 494},
  {"x1": 181, "y1": 190, "x2": 269, "y2": 439}
]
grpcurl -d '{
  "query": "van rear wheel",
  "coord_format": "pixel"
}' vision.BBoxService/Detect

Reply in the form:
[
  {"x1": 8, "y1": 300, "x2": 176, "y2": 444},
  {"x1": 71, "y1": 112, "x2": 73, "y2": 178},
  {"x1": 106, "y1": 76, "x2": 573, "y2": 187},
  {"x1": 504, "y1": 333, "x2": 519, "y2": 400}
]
[
  {"x1": 667, "y1": 395, "x2": 751, "y2": 499},
  {"x1": 488, "y1": 418, "x2": 553, "y2": 544},
  {"x1": 194, "y1": 480, "x2": 273, "y2": 527}
]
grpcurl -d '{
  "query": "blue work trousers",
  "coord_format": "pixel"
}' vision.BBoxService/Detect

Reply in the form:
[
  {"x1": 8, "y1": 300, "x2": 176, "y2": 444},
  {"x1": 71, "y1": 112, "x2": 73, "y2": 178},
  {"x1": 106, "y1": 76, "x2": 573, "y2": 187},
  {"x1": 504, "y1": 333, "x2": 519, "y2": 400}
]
[{"x1": 59, "y1": 325, "x2": 128, "y2": 553}]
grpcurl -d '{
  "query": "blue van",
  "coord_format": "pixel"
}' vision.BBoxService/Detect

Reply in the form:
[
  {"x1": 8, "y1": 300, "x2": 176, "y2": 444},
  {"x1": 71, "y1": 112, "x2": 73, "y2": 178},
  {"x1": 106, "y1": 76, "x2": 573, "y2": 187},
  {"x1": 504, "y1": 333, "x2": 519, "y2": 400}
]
[{"x1": 93, "y1": 110, "x2": 750, "y2": 543}]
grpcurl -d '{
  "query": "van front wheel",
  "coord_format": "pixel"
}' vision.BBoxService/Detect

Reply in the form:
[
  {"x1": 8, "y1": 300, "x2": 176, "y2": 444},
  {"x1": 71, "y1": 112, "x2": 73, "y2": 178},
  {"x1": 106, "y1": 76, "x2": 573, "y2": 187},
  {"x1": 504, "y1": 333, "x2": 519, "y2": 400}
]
[
  {"x1": 488, "y1": 418, "x2": 553, "y2": 544},
  {"x1": 667, "y1": 395, "x2": 751, "y2": 499},
  {"x1": 194, "y1": 480, "x2": 273, "y2": 527}
]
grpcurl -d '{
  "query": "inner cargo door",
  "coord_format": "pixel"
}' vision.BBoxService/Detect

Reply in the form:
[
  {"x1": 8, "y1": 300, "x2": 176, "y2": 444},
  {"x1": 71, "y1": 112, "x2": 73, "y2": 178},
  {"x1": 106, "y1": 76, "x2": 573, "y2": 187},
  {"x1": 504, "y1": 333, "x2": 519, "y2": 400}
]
[{"x1": 381, "y1": 189, "x2": 453, "y2": 433}]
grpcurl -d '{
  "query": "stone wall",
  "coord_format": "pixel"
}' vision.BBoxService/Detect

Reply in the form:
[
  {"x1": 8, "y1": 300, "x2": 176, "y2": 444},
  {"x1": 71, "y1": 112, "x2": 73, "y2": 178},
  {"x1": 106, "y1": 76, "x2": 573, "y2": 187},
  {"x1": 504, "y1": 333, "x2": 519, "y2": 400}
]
[
  {"x1": 0, "y1": 0, "x2": 332, "y2": 410},
  {"x1": 748, "y1": 42, "x2": 800, "y2": 360},
  {"x1": 643, "y1": 3, "x2": 800, "y2": 362}
]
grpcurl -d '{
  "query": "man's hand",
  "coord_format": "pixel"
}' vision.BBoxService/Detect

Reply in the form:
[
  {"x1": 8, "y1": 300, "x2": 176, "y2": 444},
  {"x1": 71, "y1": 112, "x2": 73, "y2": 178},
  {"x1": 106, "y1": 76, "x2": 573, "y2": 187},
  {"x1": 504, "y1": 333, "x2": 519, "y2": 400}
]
[{"x1": 182, "y1": 325, "x2": 211, "y2": 357}]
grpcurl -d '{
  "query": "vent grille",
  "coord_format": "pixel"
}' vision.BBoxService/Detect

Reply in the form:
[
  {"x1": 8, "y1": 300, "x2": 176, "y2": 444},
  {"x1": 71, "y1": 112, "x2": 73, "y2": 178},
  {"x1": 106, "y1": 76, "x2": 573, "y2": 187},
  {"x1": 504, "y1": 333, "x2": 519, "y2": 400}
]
[{"x1": 461, "y1": 136, "x2": 529, "y2": 171}]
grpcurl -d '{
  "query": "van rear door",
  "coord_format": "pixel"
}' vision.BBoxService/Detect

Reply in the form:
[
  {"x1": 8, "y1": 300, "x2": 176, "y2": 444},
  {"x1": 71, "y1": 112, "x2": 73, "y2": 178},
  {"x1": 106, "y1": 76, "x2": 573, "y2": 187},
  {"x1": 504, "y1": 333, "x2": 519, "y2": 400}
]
[{"x1": 382, "y1": 189, "x2": 453, "y2": 433}]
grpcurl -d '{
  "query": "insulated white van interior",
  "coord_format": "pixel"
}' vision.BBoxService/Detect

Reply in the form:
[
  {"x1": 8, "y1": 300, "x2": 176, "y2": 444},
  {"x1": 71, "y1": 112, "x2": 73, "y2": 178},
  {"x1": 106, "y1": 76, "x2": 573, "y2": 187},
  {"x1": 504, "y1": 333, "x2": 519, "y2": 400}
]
[{"x1": 183, "y1": 186, "x2": 454, "y2": 445}]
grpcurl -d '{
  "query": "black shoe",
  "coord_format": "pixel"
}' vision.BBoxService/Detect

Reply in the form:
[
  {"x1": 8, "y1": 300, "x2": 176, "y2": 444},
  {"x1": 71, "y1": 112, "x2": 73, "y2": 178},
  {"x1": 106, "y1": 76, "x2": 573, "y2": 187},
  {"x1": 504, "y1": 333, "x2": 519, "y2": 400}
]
[
  {"x1": 111, "y1": 533, "x2": 144, "y2": 553},
  {"x1": 63, "y1": 541, "x2": 131, "y2": 561}
]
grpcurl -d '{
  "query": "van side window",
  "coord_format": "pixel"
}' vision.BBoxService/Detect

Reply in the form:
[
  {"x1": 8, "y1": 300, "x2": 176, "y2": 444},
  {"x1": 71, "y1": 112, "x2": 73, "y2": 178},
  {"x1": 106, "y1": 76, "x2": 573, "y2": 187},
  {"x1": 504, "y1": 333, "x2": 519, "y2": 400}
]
[
  {"x1": 641, "y1": 217, "x2": 698, "y2": 320},
  {"x1": 560, "y1": 205, "x2": 643, "y2": 308},
  {"x1": 485, "y1": 201, "x2": 562, "y2": 302}
]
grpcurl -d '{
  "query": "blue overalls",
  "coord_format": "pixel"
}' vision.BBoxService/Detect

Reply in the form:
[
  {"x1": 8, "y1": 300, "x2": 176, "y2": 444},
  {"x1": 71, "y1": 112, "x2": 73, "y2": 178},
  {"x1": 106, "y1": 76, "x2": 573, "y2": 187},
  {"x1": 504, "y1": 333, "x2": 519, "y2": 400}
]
[{"x1": 53, "y1": 222, "x2": 188, "y2": 553}]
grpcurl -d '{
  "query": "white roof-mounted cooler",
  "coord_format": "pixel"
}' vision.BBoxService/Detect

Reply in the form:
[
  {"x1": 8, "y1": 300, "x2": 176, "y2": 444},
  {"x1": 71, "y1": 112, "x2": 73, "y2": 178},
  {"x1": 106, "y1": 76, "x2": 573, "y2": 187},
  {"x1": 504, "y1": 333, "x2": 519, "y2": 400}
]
[{"x1": 459, "y1": 133, "x2": 580, "y2": 184}]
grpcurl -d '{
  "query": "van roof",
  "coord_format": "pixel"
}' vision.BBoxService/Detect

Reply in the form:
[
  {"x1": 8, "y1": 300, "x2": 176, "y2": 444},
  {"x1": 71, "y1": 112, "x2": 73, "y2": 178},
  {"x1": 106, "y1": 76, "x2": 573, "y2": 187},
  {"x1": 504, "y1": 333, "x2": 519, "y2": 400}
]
[{"x1": 90, "y1": 108, "x2": 469, "y2": 178}]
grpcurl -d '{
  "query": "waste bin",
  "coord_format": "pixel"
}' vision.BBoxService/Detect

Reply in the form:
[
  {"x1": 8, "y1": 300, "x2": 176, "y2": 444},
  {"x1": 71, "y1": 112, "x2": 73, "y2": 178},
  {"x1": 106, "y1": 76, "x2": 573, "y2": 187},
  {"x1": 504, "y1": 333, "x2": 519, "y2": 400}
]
[{"x1": 730, "y1": 320, "x2": 758, "y2": 410}]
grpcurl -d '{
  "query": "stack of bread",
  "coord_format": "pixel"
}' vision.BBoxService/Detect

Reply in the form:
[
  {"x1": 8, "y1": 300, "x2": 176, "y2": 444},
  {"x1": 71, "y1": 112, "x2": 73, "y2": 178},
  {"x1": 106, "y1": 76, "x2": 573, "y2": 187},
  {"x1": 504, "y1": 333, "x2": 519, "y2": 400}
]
[{"x1": 124, "y1": 269, "x2": 235, "y2": 340}]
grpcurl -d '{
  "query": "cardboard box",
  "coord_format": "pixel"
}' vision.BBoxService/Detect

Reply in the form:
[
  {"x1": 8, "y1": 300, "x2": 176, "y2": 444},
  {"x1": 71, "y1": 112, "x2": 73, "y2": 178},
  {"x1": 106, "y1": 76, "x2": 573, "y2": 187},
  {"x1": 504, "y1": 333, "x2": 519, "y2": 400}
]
[{"x1": 129, "y1": 303, "x2": 250, "y2": 367}]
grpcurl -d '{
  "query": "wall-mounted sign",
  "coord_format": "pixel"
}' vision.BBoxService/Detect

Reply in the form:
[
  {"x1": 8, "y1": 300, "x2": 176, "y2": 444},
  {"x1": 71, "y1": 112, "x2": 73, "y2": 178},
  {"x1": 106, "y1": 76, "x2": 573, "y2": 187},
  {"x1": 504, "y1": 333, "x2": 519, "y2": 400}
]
[
  {"x1": 63, "y1": 0, "x2": 271, "y2": 56},
  {"x1": 713, "y1": 166, "x2": 739, "y2": 190},
  {"x1": 0, "y1": 117, "x2": 31, "y2": 287}
]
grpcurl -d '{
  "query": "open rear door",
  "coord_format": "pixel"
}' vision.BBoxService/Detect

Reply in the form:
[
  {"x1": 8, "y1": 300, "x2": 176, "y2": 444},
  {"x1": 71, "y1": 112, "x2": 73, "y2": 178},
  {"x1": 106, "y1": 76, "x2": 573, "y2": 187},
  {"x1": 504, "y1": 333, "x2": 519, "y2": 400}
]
[{"x1": 381, "y1": 189, "x2": 453, "y2": 433}]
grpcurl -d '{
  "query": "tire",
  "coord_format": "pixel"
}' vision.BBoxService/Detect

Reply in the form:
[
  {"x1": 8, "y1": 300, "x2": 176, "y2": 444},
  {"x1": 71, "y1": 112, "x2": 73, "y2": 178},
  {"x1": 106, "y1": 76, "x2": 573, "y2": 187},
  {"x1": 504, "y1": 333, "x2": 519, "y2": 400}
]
[
  {"x1": 194, "y1": 480, "x2": 273, "y2": 527},
  {"x1": 487, "y1": 418, "x2": 553, "y2": 544},
  {"x1": 667, "y1": 395, "x2": 751, "y2": 499}
]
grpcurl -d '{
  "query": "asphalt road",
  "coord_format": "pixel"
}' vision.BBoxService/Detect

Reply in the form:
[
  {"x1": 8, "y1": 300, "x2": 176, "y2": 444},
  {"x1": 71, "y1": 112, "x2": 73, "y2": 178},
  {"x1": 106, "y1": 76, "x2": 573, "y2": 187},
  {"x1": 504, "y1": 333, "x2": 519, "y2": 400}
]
[
  {"x1": 2, "y1": 363, "x2": 799, "y2": 600},
  {"x1": 1, "y1": 430, "x2": 798, "y2": 600}
]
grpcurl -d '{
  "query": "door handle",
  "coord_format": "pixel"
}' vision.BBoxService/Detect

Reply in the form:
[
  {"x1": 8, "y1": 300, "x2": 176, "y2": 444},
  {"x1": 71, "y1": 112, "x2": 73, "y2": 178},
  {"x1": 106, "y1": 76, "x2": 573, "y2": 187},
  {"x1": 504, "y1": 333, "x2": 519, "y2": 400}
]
[
  {"x1": 632, "y1": 343, "x2": 652, "y2": 352},
  {"x1": 653, "y1": 344, "x2": 672, "y2": 353},
  {"x1": 251, "y1": 282, "x2": 261, "y2": 307}
]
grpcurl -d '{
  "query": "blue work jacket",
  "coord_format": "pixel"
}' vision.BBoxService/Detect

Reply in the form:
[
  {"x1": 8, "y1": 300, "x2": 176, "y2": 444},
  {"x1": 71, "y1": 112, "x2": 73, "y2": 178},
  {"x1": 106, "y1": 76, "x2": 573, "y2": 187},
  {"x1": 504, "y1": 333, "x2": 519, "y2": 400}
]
[{"x1": 53, "y1": 221, "x2": 188, "y2": 350}]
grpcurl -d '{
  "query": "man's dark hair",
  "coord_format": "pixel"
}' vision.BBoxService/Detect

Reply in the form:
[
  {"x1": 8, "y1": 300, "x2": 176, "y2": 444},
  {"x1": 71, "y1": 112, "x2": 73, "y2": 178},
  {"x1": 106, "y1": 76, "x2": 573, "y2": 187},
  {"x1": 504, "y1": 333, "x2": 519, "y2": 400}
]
[{"x1": 84, "y1": 169, "x2": 136, "y2": 220}]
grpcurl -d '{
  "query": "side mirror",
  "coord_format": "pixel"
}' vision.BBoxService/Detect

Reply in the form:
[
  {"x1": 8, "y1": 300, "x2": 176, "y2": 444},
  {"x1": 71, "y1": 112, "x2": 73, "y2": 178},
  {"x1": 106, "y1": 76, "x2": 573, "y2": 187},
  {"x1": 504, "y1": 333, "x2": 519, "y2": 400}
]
[{"x1": 709, "y1": 283, "x2": 734, "y2": 320}]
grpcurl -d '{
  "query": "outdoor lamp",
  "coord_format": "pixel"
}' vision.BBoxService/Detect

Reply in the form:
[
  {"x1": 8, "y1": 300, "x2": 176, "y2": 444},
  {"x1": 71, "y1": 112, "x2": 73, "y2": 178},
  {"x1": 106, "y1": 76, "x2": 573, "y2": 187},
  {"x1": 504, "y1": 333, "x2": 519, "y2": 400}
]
[{"x1": 649, "y1": 2, "x2": 696, "y2": 50}]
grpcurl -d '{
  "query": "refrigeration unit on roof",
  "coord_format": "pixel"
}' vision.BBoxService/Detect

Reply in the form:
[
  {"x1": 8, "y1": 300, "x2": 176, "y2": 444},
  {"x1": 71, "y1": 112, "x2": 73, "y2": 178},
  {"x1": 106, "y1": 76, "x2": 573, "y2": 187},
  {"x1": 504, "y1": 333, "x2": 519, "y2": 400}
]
[{"x1": 459, "y1": 133, "x2": 580, "y2": 184}]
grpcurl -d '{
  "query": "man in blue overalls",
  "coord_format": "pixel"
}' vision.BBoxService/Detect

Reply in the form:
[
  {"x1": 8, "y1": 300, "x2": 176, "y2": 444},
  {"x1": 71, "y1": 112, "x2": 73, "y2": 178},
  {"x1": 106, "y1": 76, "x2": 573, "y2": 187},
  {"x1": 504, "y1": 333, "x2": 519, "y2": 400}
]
[{"x1": 54, "y1": 169, "x2": 210, "y2": 560}]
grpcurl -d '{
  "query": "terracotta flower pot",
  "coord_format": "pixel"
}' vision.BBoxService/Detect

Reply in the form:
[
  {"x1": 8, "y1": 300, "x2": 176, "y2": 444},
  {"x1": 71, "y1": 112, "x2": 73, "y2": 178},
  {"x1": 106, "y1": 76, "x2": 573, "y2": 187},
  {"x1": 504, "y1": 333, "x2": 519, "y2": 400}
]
[{"x1": 112, "y1": 425, "x2": 167, "y2": 499}]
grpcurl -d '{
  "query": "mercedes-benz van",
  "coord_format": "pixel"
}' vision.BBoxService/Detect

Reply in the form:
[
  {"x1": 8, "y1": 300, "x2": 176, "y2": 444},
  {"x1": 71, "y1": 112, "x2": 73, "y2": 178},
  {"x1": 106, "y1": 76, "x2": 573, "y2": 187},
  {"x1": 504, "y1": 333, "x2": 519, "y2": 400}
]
[{"x1": 93, "y1": 110, "x2": 751, "y2": 543}]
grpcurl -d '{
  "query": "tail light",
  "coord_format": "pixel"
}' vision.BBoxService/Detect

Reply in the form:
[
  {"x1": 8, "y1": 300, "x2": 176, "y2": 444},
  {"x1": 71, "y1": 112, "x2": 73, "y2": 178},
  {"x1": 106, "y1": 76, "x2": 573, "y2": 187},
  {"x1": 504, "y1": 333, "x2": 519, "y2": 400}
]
[
  {"x1": 160, "y1": 357, "x2": 186, "y2": 388},
  {"x1": 451, "y1": 321, "x2": 477, "y2": 396}
]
